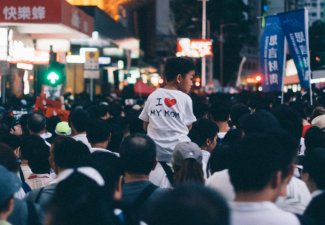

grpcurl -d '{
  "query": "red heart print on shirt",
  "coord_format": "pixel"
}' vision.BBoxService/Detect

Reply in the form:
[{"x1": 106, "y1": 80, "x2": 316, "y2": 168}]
[{"x1": 164, "y1": 98, "x2": 177, "y2": 107}]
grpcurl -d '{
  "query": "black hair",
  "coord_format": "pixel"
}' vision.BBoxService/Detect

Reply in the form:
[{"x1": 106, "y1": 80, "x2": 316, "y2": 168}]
[
  {"x1": 86, "y1": 119, "x2": 111, "y2": 144},
  {"x1": 228, "y1": 133, "x2": 293, "y2": 193},
  {"x1": 305, "y1": 127, "x2": 325, "y2": 155},
  {"x1": 209, "y1": 103, "x2": 230, "y2": 122},
  {"x1": 303, "y1": 148, "x2": 325, "y2": 190},
  {"x1": 0, "y1": 195, "x2": 13, "y2": 213},
  {"x1": 120, "y1": 134, "x2": 156, "y2": 175},
  {"x1": 239, "y1": 110, "x2": 279, "y2": 135},
  {"x1": 106, "y1": 118, "x2": 124, "y2": 153},
  {"x1": 173, "y1": 159, "x2": 204, "y2": 186},
  {"x1": 164, "y1": 57, "x2": 195, "y2": 82},
  {"x1": 21, "y1": 135, "x2": 50, "y2": 174},
  {"x1": 222, "y1": 129, "x2": 242, "y2": 145},
  {"x1": 0, "y1": 134, "x2": 20, "y2": 150},
  {"x1": 27, "y1": 112, "x2": 46, "y2": 133},
  {"x1": 47, "y1": 172, "x2": 118, "y2": 225},
  {"x1": 69, "y1": 108, "x2": 90, "y2": 133},
  {"x1": 188, "y1": 119, "x2": 219, "y2": 148},
  {"x1": 208, "y1": 145, "x2": 232, "y2": 174},
  {"x1": 147, "y1": 185, "x2": 230, "y2": 225},
  {"x1": 79, "y1": 152, "x2": 123, "y2": 197},
  {"x1": 87, "y1": 105, "x2": 109, "y2": 120},
  {"x1": 0, "y1": 143, "x2": 18, "y2": 172},
  {"x1": 52, "y1": 137, "x2": 90, "y2": 169},
  {"x1": 272, "y1": 105, "x2": 303, "y2": 140},
  {"x1": 304, "y1": 192, "x2": 325, "y2": 225},
  {"x1": 47, "y1": 116, "x2": 61, "y2": 135},
  {"x1": 230, "y1": 104, "x2": 250, "y2": 128}
]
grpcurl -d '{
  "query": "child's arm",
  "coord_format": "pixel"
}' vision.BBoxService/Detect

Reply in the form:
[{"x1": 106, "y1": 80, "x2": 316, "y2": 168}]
[{"x1": 143, "y1": 121, "x2": 149, "y2": 132}]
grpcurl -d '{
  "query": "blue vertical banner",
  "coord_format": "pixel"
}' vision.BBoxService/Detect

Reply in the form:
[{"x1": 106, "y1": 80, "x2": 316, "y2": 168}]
[
  {"x1": 278, "y1": 9, "x2": 311, "y2": 90},
  {"x1": 260, "y1": 15, "x2": 286, "y2": 92}
]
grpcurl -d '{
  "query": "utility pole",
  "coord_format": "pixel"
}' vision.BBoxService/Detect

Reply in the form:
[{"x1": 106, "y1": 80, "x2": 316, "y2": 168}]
[{"x1": 200, "y1": 0, "x2": 208, "y2": 87}]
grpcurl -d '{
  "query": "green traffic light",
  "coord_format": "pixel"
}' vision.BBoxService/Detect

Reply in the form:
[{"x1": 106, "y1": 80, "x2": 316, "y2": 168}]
[{"x1": 47, "y1": 71, "x2": 60, "y2": 85}]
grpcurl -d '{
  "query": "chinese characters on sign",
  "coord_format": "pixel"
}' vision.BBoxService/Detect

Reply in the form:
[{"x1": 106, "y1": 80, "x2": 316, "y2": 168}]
[
  {"x1": 260, "y1": 15, "x2": 286, "y2": 92},
  {"x1": 3, "y1": 6, "x2": 46, "y2": 20},
  {"x1": 176, "y1": 38, "x2": 213, "y2": 58}
]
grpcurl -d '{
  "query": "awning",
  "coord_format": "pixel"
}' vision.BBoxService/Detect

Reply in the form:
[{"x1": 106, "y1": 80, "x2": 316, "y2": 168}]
[{"x1": 0, "y1": 0, "x2": 94, "y2": 39}]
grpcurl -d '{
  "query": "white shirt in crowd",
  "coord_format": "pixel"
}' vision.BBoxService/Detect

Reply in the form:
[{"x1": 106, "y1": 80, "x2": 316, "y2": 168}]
[
  {"x1": 201, "y1": 150, "x2": 210, "y2": 179},
  {"x1": 206, "y1": 169, "x2": 311, "y2": 214},
  {"x1": 206, "y1": 169, "x2": 235, "y2": 201},
  {"x1": 231, "y1": 201, "x2": 300, "y2": 225},
  {"x1": 139, "y1": 88, "x2": 196, "y2": 161},
  {"x1": 26, "y1": 173, "x2": 53, "y2": 190},
  {"x1": 73, "y1": 133, "x2": 91, "y2": 149},
  {"x1": 90, "y1": 147, "x2": 120, "y2": 157},
  {"x1": 149, "y1": 162, "x2": 172, "y2": 189}
]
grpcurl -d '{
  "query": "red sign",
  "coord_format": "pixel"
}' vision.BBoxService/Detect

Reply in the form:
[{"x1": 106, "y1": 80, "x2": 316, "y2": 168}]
[
  {"x1": 176, "y1": 38, "x2": 213, "y2": 58},
  {"x1": 0, "y1": 0, "x2": 93, "y2": 36}
]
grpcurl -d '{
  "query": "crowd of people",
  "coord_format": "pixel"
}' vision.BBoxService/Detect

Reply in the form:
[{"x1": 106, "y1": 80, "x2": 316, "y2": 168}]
[{"x1": 0, "y1": 57, "x2": 325, "y2": 225}]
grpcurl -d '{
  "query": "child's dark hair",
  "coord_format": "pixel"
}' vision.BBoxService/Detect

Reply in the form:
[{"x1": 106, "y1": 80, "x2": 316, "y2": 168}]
[{"x1": 164, "y1": 57, "x2": 195, "y2": 82}]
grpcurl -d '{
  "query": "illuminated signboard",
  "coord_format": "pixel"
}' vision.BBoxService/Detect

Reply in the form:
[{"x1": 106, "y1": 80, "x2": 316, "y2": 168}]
[{"x1": 176, "y1": 38, "x2": 213, "y2": 58}]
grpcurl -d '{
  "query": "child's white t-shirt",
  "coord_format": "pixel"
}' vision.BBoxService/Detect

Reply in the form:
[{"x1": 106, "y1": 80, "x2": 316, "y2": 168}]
[{"x1": 139, "y1": 88, "x2": 196, "y2": 158}]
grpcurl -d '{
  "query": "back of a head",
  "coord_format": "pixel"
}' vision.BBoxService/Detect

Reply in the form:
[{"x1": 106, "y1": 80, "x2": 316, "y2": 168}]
[
  {"x1": 120, "y1": 134, "x2": 156, "y2": 175},
  {"x1": 303, "y1": 148, "x2": 325, "y2": 190},
  {"x1": 188, "y1": 119, "x2": 219, "y2": 148},
  {"x1": 0, "y1": 143, "x2": 18, "y2": 172},
  {"x1": 147, "y1": 185, "x2": 230, "y2": 225},
  {"x1": 208, "y1": 144, "x2": 232, "y2": 174},
  {"x1": 209, "y1": 103, "x2": 230, "y2": 122},
  {"x1": 172, "y1": 142, "x2": 204, "y2": 186},
  {"x1": 69, "y1": 108, "x2": 90, "y2": 133},
  {"x1": 164, "y1": 57, "x2": 195, "y2": 82},
  {"x1": 47, "y1": 171, "x2": 116, "y2": 225},
  {"x1": 272, "y1": 105, "x2": 303, "y2": 140},
  {"x1": 80, "y1": 152, "x2": 123, "y2": 197},
  {"x1": 27, "y1": 112, "x2": 46, "y2": 134},
  {"x1": 304, "y1": 192, "x2": 325, "y2": 225},
  {"x1": 86, "y1": 119, "x2": 111, "y2": 144},
  {"x1": 305, "y1": 127, "x2": 325, "y2": 154},
  {"x1": 230, "y1": 104, "x2": 250, "y2": 128},
  {"x1": 239, "y1": 110, "x2": 279, "y2": 135},
  {"x1": 0, "y1": 134, "x2": 20, "y2": 150},
  {"x1": 228, "y1": 134, "x2": 291, "y2": 193},
  {"x1": 52, "y1": 137, "x2": 90, "y2": 169},
  {"x1": 22, "y1": 135, "x2": 50, "y2": 174}
]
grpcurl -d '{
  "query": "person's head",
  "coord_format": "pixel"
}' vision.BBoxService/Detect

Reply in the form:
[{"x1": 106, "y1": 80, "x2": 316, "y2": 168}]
[
  {"x1": 21, "y1": 135, "x2": 50, "y2": 174},
  {"x1": 272, "y1": 105, "x2": 303, "y2": 140},
  {"x1": 46, "y1": 167, "x2": 116, "y2": 225},
  {"x1": 304, "y1": 127, "x2": 325, "y2": 155},
  {"x1": 55, "y1": 122, "x2": 72, "y2": 136},
  {"x1": 0, "y1": 143, "x2": 19, "y2": 173},
  {"x1": 69, "y1": 108, "x2": 90, "y2": 134},
  {"x1": 147, "y1": 185, "x2": 230, "y2": 225},
  {"x1": 50, "y1": 136, "x2": 90, "y2": 174},
  {"x1": 208, "y1": 144, "x2": 232, "y2": 175},
  {"x1": 86, "y1": 119, "x2": 111, "y2": 148},
  {"x1": 172, "y1": 142, "x2": 204, "y2": 186},
  {"x1": 164, "y1": 57, "x2": 195, "y2": 93},
  {"x1": 27, "y1": 112, "x2": 47, "y2": 135},
  {"x1": 0, "y1": 165, "x2": 21, "y2": 220},
  {"x1": 239, "y1": 110, "x2": 279, "y2": 135},
  {"x1": 228, "y1": 133, "x2": 295, "y2": 201},
  {"x1": 80, "y1": 152, "x2": 123, "y2": 200},
  {"x1": 188, "y1": 119, "x2": 219, "y2": 152},
  {"x1": 209, "y1": 103, "x2": 230, "y2": 123},
  {"x1": 120, "y1": 134, "x2": 156, "y2": 176},
  {"x1": 0, "y1": 134, "x2": 20, "y2": 158},
  {"x1": 304, "y1": 192, "x2": 325, "y2": 225},
  {"x1": 302, "y1": 148, "x2": 325, "y2": 193},
  {"x1": 230, "y1": 103, "x2": 250, "y2": 128}
]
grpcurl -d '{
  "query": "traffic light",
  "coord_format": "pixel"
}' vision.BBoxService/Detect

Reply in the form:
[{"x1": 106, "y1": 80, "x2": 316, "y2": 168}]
[
  {"x1": 44, "y1": 46, "x2": 65, "y2": 87},
  {"x1": 311, "y1": 51, "x2": 325, "y2": 70}
]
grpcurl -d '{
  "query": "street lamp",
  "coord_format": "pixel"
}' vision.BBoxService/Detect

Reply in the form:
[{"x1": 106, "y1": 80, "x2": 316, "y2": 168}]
[{"x1": 219, "y1": 23, "x2": 236, "y2": 87}]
